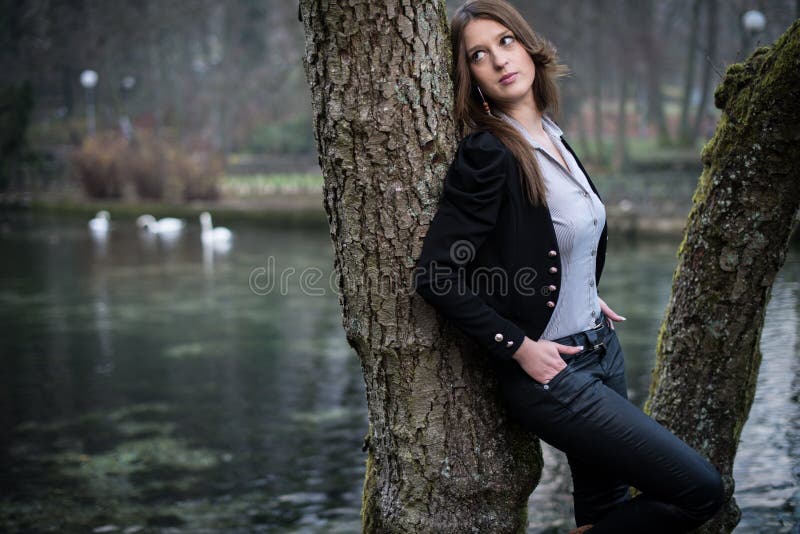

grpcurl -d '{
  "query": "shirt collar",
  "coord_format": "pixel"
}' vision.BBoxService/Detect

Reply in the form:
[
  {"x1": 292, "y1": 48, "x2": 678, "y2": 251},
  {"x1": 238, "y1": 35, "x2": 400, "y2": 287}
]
[{"x1": 496, "y1": 111, "x2": 564, "y2": 149}]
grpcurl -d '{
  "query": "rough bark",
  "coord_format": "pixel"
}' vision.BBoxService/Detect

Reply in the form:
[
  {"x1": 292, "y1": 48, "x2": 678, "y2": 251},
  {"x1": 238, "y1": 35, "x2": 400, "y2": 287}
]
[
  {"x1": 298, "y1": 2, "x2": 542, "y2": 532},
  {"x1": 643, "y1": 20, "x2": 800, "y2": 533}
]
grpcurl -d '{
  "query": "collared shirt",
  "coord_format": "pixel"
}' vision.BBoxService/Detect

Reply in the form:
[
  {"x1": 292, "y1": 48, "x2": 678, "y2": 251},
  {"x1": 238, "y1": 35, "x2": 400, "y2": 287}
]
[{"x1": 497, "y1": 111, "x2": 605, "y2": 339}]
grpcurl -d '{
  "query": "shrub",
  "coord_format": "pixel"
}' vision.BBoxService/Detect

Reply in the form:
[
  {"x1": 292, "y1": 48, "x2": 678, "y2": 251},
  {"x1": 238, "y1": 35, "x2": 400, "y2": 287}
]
[
  {"x1": 71, "y1": 129, "x2": 223, "y2": 201},
  {"x1": 247, "y1": 114, "x2": 314, "y2": 154},
  {"x1": 0, "y1": 81, "x2": 34, "y2": 190},
  {"x1": 71, "y1": 132, "x2": 128, "y2": 198}
]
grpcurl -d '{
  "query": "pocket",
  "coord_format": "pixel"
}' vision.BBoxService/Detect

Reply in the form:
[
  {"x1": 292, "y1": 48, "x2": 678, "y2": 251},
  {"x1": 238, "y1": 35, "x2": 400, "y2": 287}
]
[
  {"x1": 541, "y1": 367, "x2": 597, "y2": 407},
  {"x1": 538, "y1": 360, "x2": 573, "y2": 388}
]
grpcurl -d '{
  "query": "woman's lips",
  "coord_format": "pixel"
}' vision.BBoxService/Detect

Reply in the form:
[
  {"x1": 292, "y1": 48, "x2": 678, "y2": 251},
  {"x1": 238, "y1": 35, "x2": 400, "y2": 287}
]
[{"x1": 499, "y1": 72, "x2": 518, "y2": 85}]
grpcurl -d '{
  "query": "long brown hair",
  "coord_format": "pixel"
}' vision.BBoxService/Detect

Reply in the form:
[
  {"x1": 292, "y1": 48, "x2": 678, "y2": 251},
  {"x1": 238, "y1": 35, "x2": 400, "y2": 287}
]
[{"x1": 450, "y1": 0, "x2": 569, "y2": 206}]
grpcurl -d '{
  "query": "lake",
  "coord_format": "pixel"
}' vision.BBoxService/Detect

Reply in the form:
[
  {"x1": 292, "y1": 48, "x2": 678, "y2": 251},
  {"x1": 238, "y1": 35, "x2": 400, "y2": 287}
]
[{"x1": 0, "y1": 212, "x2": 796, "y2": 533}]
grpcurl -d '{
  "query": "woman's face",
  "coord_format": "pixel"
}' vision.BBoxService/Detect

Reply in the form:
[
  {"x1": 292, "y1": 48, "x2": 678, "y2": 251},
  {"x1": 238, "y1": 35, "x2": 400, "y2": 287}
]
[{"x1": 462, "y1": 18, "x2": 536, "y2": 110}]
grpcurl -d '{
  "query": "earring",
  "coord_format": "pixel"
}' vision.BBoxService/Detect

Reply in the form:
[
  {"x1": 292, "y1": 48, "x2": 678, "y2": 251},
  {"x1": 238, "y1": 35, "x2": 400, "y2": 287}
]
[{"x1": 475, "y1": 85, "x2": 491, "y2": 115}]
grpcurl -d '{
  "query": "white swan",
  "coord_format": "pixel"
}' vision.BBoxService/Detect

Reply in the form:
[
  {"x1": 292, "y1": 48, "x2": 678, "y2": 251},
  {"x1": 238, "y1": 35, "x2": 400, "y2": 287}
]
[
  {"x1": 199, "y1": 211, "x2": 233, "y2": 244},
  {"x1": 136, "y1": 214, "x2": 186, "y2": 234},
  {"x1": 88, "y1": 210, "x2": 110, "y2": 233}
]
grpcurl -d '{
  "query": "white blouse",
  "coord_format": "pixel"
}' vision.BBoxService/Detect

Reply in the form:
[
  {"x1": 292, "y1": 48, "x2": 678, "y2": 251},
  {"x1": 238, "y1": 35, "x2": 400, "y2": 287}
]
[{"x1": 497, "y1": 111, "x2": 606, "y2": 339}]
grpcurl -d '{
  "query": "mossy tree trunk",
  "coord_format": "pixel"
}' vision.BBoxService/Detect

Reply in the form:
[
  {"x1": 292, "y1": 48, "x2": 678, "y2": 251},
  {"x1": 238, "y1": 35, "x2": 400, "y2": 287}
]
[
  {"x1": 298, "y1": 2, "x2": 542, "y2": 532},
  {"x1": 643, "y1": 21, "x2": 800, "y2": 533}
]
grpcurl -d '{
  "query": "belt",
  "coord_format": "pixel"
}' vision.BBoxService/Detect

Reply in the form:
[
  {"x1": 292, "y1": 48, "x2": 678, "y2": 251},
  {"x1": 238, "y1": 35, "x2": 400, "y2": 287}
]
[{"x1": 549, "y1": 310, "x2": 612, "y2": 357}]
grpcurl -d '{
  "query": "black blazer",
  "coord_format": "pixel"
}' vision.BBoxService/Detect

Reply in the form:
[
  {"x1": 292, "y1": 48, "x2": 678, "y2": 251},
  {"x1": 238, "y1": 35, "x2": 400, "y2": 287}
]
[{"x1": 413, "y1": 130, "x2": 608, "y2": 362}]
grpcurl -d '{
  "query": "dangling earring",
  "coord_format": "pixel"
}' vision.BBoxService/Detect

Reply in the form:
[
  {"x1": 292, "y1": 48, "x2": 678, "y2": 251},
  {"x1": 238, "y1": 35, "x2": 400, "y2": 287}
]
[{"x1": 475, "y1": 85, "x2": 492, "y2": 116}]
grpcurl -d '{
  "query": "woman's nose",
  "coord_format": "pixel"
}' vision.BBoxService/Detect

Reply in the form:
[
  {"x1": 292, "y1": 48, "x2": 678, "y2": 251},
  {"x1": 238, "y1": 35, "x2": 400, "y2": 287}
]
[{"x1": 493, "y1": 53, "x2": 509, "y2": 69}]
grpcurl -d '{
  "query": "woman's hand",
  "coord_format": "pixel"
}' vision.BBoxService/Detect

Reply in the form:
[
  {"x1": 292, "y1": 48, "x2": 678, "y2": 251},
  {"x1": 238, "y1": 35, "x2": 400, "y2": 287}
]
[
  {"x1": 598, "y1": 296, "x2": 626, "y2": 330},
  {"x1": 512, "y1": 336, "x2": 584, "y2": 384}
]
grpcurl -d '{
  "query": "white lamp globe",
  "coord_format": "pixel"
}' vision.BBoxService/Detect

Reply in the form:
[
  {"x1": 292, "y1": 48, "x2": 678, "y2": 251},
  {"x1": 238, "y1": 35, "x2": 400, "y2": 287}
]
[
  {"x1": 742, "y1": 10, "x2": 766, "y2": 34},
  {"x1": 80, "y1": 69, "x2": 99, "y2": 89}
]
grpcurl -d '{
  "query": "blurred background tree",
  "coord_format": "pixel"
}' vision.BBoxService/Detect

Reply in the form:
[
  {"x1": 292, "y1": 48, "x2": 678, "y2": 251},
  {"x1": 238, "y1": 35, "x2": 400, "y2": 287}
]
[{"x1": 0, "y1": 0, "x2": 797, "y2": 200}]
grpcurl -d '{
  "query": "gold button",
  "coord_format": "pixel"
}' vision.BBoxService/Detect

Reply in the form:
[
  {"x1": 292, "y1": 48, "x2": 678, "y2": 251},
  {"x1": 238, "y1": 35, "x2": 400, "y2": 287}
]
[
  {"x1": 548, "y1": 250, "x2": 557, "y2": 257},
  {"x1": 546, "y1": 301, "x2": 555, "y2": 308},
  {"x1": 548, "y1": 285, "x2": 557, "y2": 291},
  {"x1": 494, "y1": 333, "x2": 504, "y2": 342},
  {"x1": 549, "y1": 266, "x2": 558, "y2": 274}
]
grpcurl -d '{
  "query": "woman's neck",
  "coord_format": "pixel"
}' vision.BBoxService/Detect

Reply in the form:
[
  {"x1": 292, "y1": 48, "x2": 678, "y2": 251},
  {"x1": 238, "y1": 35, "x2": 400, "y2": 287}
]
[{"x1": 502, "y1": 99, "x2": 545, "y2": 139}]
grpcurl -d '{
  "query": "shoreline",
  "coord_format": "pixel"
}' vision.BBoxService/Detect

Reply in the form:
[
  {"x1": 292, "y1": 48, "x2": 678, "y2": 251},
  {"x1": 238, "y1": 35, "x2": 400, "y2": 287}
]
[{"x1": 5, "y1": 191, "x2": 794, "y2": 242}]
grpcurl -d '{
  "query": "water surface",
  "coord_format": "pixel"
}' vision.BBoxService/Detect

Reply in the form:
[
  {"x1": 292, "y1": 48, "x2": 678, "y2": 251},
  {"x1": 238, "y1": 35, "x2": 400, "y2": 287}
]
[{"x1": 0, "y1": 213, "x2": 796, "y2": 533}]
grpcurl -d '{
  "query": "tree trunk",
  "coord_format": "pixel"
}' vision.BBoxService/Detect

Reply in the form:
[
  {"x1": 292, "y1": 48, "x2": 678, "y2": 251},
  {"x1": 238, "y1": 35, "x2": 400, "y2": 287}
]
[
  {"x1": 636, "y1": 0, "x2": 670, "y2": 146},
  {"x1": 298, "y1": 2, "x2": 542, "y2": 532},
  {"x1": 679, "y1": 0, "x2": 703, "y2": 146},
  {"x1": 643, "y1": 20, "x2": 800, "y2": 533},
  {"x1": 146, "y1": 0, "x2": 165, "y2": 137},
  {"x1": 613, "y1": 0, "x2": 631, "y2": 172},
  {"x1": 613, "y1": 61, "x2": 629, "y2": 173},
  {"x1": 691, "y1": 0, "x2": 718, "y2": 143},
  {"x1": 591, "y1": 0, "x2": 606, "y2": 164}
]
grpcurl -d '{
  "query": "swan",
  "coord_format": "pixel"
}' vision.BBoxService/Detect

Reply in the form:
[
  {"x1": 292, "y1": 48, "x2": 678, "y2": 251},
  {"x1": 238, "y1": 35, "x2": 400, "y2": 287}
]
[
  {"x1": 88, "y1": 210, "x2": 110, "y2": 233},
  {"x1": 199, "y1": 211, "x2": 233, "y2": 244},
  {"x1": 136, "y1": 214, "x2": 186, "y2": 234}
]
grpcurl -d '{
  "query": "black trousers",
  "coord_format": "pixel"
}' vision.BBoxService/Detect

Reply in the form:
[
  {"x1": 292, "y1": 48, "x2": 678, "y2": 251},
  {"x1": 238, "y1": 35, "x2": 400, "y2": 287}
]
[{"x1": 492, "y1": 312, "x2": 725, "y2": 532}]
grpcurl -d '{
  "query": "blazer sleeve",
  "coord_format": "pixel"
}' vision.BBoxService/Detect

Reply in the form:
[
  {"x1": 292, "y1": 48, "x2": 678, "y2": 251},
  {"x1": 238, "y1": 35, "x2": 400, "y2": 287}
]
[{"x1": 413, "y1": 131, "x2": 526, "y2": 362}]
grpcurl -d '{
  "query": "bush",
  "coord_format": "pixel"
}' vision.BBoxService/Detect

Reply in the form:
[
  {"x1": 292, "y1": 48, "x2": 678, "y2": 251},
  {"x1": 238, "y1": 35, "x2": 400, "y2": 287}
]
[
  {"x1": 71, "y1": 130, "x2": 223, "y2": 201},
  {"x1": 247, "y1": 114, "x2": 314, "y2": 154},
  {"x1": 0, "y1": 82, "x2": 34, "y2": 190},
  {"x1": 172, "y1": 149, "x2": 222, "y2": 202},
  {"x1": 71, "y1": 132, "x2": 128, "y2": 198}
]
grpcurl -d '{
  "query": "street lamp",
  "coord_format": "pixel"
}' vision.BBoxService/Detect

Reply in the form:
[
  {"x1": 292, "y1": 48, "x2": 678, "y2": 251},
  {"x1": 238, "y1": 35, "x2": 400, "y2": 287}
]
[
  {"x1": 741, "y1": 10, "x2": 766, "y2": 55},
  {"x1": 119, "y1": 75, "x2": 136, "y2": 140},
  {"x1": 121, "y1": 75, "x2": 135, "y2": 92},
  {"x1": 80, "y1": 69, "x2": 99, "y2": 137}
]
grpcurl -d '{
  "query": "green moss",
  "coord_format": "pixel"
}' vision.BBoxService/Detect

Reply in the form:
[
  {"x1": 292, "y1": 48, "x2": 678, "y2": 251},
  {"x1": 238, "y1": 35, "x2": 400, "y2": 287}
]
[{"x1": 360, "y1": 423, "x2": 379, "y2": 532}]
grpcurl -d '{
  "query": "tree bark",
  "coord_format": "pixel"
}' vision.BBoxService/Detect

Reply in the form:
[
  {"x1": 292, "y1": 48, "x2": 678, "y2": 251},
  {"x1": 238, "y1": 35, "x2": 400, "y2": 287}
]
[
  {"x1": 298, "y1": 2, "x2": 542, "y2": 532},
  {"x1": 643, "y1": 20, "x2": 800, "y2": 533}
]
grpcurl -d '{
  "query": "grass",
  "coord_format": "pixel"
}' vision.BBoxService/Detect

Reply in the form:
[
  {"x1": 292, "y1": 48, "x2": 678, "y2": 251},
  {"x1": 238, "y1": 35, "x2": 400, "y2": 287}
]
[{"x1": 220, "y1": 173, "x2": 323, "y2": 196}]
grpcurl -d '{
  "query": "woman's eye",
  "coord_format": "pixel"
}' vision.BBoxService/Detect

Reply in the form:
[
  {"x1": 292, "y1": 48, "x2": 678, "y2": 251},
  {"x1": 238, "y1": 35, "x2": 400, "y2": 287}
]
[
  {"x1": 471, "y1": 50, "x2": 485, "y2": 63},
  {"x1": 501, "y1": 35, "x2": 514, "y2": 46}
]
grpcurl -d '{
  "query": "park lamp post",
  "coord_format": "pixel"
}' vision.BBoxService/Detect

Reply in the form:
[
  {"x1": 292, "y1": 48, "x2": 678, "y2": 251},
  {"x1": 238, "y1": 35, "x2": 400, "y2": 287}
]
[
  {"x1": 741, "y1": 10, "x2": 766, "y2": 55},
  {"x1": 120, "y1": 75, "x2": 136, "y2": 140},
  {"x1": 80, "y1": 69, "x2": 99, "y2": 137}
]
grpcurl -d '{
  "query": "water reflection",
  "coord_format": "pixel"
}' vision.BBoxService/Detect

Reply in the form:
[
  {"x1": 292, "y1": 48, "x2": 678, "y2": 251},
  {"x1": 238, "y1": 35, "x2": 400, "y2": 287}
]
[
  {"x1": 0, "y1": 213, "x2": 796, "y2": 533},
  {"x1": 733, "y1": 272, "x2": 799, "y2": 532}
]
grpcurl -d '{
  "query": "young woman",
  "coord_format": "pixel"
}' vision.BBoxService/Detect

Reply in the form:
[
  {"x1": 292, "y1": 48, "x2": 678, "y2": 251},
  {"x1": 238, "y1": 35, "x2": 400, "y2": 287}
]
[{"x1": 413, "y1": 1, "x2": 725, "y2": 532}]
